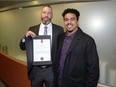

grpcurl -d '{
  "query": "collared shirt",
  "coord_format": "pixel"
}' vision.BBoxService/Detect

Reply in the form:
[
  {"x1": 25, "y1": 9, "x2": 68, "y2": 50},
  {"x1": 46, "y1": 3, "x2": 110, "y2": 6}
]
[
  {"x1": 39, "y1": 22, "x2": 52, "y2": 41},
  {"x1": 58, "y1": 31, "x2": 76, "y2": 87},
  {"x1": 22, "y1": 22, "x2": 52, "y2": 43}
]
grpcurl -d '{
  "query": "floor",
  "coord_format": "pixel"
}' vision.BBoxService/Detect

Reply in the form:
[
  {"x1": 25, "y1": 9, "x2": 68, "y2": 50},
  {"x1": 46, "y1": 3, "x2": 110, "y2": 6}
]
[{"x1": 0, "y1": 80, "x2": 6, "y2": 87}]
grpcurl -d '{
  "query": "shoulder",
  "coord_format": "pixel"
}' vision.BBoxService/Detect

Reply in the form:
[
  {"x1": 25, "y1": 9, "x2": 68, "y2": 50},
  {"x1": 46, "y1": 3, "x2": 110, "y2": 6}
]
[
  {"x1": 28, "y1": 24, "x2": 40, "y2": 30},
  {"x1": 52, "y1": 23, "x2": 63, "y2": 29},
  {"x1": 78, "y1": 28, "x2": 95, "y2": 43},
  {"x1": 83, "y1": 33, "x2": 96, "y2": 46},
  {"x1": 52, "y1": 23, "x2": 64, "y2": 33},
  {"x1": 58, "y1": 32, "x2": 65, "y2": 39}
]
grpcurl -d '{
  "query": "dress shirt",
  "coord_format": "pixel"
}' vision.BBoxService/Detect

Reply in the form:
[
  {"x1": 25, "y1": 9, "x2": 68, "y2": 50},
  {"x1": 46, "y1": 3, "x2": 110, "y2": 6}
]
[
  {"x1": 39, "y1": 22, "x2": 52, "y2": 42},
  {"x1": 58, "y1": 31, "x2": 76, "y2": 87},
  {"x1": 22, "y1": 23, "x2": 52, "y2": 43}
]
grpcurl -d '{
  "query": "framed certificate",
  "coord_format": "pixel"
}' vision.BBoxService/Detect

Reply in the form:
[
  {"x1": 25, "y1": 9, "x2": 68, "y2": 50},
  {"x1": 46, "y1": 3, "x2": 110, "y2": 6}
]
[{"x1": 25, "y1": 35, "x2": 52, "y2": 65}]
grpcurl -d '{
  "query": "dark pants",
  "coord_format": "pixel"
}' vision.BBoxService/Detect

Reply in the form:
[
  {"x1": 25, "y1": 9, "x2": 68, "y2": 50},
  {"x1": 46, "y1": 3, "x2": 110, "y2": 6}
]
[{"x1": 31, "y1": 66, "x2": 54, "y2": 87}]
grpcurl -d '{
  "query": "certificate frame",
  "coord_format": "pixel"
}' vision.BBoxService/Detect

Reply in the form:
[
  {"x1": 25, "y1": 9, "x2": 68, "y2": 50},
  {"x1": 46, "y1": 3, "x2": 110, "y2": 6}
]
[{"x1": 25, "y1": 35, "x2": 52, "y2": 65}]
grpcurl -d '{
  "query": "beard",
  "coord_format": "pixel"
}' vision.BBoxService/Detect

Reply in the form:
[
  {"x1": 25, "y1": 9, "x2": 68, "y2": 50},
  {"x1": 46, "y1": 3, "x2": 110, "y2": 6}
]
[
  {"x1": 66, "y1": 24, "x2": 73, "y2": 32},
  {"x1": 41, "y1": 17, "x2": 51, "y2": 25},
  {"x1": 67, "y1": 29, "x2": 73, "y2": 32}
]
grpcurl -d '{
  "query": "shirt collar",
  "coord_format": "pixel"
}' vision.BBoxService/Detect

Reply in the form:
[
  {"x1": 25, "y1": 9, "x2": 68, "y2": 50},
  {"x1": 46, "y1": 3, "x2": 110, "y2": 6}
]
[
  {"x1": 40, "y1": 22, "x2": 52, "y2": 27},
  {"x1": 65, "y1": 31, "x2": 77, "y2": 39}
]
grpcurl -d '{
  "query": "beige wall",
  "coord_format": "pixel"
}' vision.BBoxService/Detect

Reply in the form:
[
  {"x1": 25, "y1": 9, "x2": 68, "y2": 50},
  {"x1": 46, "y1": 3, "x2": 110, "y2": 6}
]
[
  {"x1": 0, "y1": 5, "x2": 64, "y2": 58},
  {"x1": 0, "y1": 1, "x2": 116, "y2": 86}
]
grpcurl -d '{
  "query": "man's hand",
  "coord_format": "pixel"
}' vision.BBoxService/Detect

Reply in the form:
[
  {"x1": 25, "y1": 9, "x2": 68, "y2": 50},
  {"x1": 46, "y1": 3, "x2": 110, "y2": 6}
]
[{"x1": 25, "y1": 31, "x2": 36, "y2": 37}]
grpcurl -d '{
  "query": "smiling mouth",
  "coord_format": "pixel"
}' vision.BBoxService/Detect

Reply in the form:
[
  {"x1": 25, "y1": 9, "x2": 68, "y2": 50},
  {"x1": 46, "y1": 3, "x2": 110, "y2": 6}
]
[{"x1": 67, "y1": 25, "x2": 72, "y2": 29}]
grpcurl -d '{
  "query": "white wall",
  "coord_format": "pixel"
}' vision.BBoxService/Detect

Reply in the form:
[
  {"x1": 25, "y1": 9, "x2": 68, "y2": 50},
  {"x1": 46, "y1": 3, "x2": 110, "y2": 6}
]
[{"x1": 0, "y1": 1, "x2": 116, "y2": 86}]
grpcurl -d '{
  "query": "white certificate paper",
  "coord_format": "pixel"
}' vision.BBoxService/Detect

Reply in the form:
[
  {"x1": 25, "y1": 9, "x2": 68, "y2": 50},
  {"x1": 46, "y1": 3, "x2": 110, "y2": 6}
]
[{"x1": 33, "y1": 39, "x2": 51, "y2": 62}]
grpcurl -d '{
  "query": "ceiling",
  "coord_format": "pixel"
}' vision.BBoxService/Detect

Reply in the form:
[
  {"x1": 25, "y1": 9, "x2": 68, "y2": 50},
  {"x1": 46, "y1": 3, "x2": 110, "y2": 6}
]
[
  {"x1": 0, "y1": 0, "x2": 107, "y2": 11},
  {"x1": 0, "y1": 1, "x2": 29, "y2": 8}
]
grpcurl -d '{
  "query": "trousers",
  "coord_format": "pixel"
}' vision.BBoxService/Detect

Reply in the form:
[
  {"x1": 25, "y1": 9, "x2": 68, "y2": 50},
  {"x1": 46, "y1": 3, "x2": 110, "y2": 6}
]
[{"x1": 31, "y1": 66, "x2": 54, "y2": 87}]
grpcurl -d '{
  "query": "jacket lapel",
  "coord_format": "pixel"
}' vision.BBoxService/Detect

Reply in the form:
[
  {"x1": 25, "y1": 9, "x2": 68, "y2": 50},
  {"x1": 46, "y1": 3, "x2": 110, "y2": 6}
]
[
  {"x1": 52, "y1": 24, "x2": 55, "y2": 45},
  {"x1": 67, "y1": 28, "x2": 82, "y2": 55},
  {"x1": 65, "y1": 28, "x2": 84, "y2": 75},
  {"x1": 36, "y1": 25, "x2": 40, "y2": 35}
]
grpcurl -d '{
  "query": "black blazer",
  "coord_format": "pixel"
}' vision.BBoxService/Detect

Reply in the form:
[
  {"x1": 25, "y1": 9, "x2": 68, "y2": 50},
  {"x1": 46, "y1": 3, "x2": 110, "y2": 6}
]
[
  {"x1": 20, "y1": 23, "x2": 63, "y2": 79},
  {"x1": 53, "y1": 27, "x2": 99, "y2": 87}
]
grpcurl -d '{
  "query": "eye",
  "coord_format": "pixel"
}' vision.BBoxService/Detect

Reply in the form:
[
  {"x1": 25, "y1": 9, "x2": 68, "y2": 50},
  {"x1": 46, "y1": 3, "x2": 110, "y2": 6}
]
[
  {"x1": 70, "y1": 17, "x2": 76, "y2": 21},
  {"x1": 47, "y1": 12, "x2": 52, "y2": 15},
  {"x1": 42, "y1": 11, "x2": 46, "y2": 14},
  {"x1": 64, "y1": 18, "x2": 69, "y2": 21},
  {"x1": 64, "y1": 17, "x2": 76, "y2": 21}
]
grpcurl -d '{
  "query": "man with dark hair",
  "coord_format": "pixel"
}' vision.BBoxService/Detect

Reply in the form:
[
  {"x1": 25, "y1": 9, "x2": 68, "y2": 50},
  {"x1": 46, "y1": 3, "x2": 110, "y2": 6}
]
[
  {"x1": 53, "y1": 8, "x2": 99, "y2": 87},
  {"x1": 20, "y1": 5, "x2": 64, "y2": 87}
]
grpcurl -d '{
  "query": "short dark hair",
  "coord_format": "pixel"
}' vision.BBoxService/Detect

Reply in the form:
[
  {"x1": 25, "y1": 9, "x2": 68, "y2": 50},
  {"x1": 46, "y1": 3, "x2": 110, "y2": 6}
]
[{"x1": 62, "y1": 8, "x2": 80, "y2": 21}]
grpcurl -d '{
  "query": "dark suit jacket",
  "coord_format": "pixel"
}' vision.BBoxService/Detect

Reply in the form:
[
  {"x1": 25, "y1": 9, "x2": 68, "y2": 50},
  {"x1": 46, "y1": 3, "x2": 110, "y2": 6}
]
[
  {"x1": 20, "y1": 23, "x2": 63, "y2": 79},
  {"x1": 53, "y1": 27, "x2": 99, "y2": 87}
]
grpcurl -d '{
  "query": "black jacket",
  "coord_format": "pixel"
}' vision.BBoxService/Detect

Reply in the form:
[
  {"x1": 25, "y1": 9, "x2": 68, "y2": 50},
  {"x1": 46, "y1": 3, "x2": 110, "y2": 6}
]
[
  {"x1": 53, "y1": 27, "x2": 99, "y2": 87},
  {"x1": 19, "y1": 23, "x2": 64, "y2": 79}
]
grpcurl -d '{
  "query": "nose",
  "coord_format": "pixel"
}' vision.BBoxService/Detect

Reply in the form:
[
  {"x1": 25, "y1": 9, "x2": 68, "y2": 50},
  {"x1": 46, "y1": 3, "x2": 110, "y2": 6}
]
[
  {"x1": 44, "y1": 13, "x2": 48, "y2": 16},
  {"x1": 67, "y1": 19, "x2": 72, "y2": 23}
]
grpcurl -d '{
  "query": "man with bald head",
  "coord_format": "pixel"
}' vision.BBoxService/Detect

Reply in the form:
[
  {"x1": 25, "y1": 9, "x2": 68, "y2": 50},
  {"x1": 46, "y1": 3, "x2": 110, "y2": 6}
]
[{"x1": 20, "y1": 5, "x2": 63, "y2": 87}]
